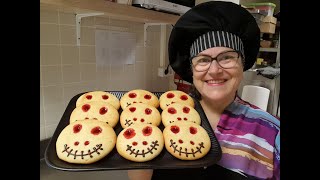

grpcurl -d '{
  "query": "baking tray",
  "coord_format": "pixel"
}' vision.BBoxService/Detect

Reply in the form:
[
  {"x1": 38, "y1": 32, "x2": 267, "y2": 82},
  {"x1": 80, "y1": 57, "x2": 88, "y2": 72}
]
[{"x1": 45, "y1": 91, "x2": 222, "y2": 171}]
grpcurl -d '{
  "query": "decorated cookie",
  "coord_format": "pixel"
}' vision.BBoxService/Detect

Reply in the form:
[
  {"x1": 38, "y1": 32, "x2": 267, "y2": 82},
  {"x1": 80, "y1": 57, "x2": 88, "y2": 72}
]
[
  {"x1": 56, "y1": 119, "x2": 117, "y2": 164},
  {"x1": 76, "y1": 91, "x2": 120, "y2": 110},
  {"x1": 159, "y1": 90, "x2": 194, "y2": 110},
  {"x1": 116, "y1": 124, "x2": 164, "y2": 162},
  {"x1": 70, "y1": 101, "x2": 119, "y2": 128},
  {"x1": 120, "y1": 103, "x2": 161, "y2": 128},
  {"x1": 161, "y1": 103, "x2": 201, "y2": 127},
  {"x1": 120, "y1": 89, "x2": 159, "y2": 110},
  {"x1": 163, "y1": 121, "x2": 211, "y2": 160}
]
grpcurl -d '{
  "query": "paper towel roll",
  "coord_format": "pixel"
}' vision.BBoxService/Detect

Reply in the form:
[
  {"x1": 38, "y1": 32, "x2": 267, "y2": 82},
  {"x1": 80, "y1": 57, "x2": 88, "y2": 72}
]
[{"x1": 241, "y1": 85, "x2": 270, "y2": 111}]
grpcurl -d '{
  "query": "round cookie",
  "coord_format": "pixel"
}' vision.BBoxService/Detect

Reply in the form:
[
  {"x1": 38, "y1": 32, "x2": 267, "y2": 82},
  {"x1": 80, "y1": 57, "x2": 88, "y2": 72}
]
[
  {"x1": 163, "y1": 121, "x2": 211, "y2": 160},
  {"x1": 56, "y1": 119, "x2": 117, "y2": 164},
  {"x1": 120, "y1": 103, "x2": 161, "y2": 128},
  {"x1": 116, "y1": 124, "x2": 164, "y2": 162},
  {"x1": 120, "y1": 89, "x2": 159, "y2": 110},
  {"x1": 76, "y1": 91, "x2": 120, "y2": 110},
  {"x1": 70, "y1": 101, "x2": 119, "y2": 128},
  {"x1": 161, "y1": 103, "x2": 201, "y2": 127},
  {"x1": 159, "y1": 90, "x2": 194, "y2": 110}
]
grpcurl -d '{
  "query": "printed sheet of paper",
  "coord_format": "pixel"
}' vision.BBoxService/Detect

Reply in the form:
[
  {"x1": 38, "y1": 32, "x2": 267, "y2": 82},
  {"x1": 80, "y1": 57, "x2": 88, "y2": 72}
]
[{"x1": 95, "y1": 30, "x2": 136, "y2": 67}]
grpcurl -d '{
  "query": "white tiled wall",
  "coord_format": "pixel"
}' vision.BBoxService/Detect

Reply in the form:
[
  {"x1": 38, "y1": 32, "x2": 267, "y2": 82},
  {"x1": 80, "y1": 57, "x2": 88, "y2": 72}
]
[{"x1": 40, "y1": 9, "x2": 173, "y2": 140}]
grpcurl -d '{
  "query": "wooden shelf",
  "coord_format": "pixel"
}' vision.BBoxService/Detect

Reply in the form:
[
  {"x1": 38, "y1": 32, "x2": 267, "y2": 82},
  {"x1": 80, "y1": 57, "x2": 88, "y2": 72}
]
[
  {"x1": 40, "y1": 0, "x2": 180, "y2": 24},
  {"x1": 259, "y1": 47, "x2": 279, "y2": 52}
]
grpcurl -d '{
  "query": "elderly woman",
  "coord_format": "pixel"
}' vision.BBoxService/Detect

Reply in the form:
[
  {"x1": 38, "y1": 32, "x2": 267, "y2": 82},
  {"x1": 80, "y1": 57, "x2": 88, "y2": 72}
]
[{"x1": 128, "y1": 1, "x2": 280, "y2": 179}]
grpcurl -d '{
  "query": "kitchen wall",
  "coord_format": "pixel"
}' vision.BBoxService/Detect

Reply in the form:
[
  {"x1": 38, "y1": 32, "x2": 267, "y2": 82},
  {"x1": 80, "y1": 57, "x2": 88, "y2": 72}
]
[{"x1": 40, "y1": 9, "x2": 174, "y2": 140}]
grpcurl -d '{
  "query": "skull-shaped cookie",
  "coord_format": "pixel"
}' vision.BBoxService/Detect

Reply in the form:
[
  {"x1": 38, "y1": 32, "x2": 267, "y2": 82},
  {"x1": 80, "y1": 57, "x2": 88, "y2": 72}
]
[
  {"x1": 120, "y1": 103, "x2": 161, "y2": 128},
  {"x1": 70, "y1": 101, "x2": 119, "y2": 128},
  {"x1": 159, "y1": 90, "x2": 194, "y2": 110},
  {"x1": 76, "y1": 91, "x2": 120, "y2": 110},
  {"x1": 120, "y1": 89, "x2": 159, "y2": 109},
  {"x1": 116, "y1": 124, "x2": 164, "y2": 162},
  {"x1": 56, "y1": 119, "x2": 117, "y2": 164},
  {"x1": 163, "y1": 121, "x2": 211, "y2": 160},
  {"x1": 161, "y1": 103, "x2": 201, "y2": 127}
]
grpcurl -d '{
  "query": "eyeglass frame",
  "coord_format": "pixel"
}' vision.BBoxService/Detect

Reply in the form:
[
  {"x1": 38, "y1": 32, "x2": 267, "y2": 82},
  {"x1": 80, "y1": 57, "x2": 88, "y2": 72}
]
[{"x1": 190, "y1": 50, "x2": 243, "y2": 72}]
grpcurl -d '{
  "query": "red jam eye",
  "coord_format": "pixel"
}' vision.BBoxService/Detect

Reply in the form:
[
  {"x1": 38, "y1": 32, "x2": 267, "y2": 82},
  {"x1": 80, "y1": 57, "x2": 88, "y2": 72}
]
[
  {"x1": 73, "y1": 124, "x2": 82, "y2": 133},
  {"x1": 74, "y1": 141, "x2": 79, "y2": 146},
  {"x1": 190, "y1": 141, "x2": 195, "y2": 145},
  {"x1": 170, "y1": 125, "x2": 180, "y2": 134},
  {"x1": 99, "y1": 107, "x2": 108, "y2": 115},
  {"x1": 145, "y1": 108, "x2": 152, "y2": 115},
  {"x1": 177, "y1": 117, "x2": 181, "y2": 120},
  {"x1": 129, "y1": 93, "x2": 137, "y2": 98},
  {"x1": 82, "y1": 104, "x2": 91, "y2": 112},
  {"x1": 102, "y1": 95, "x2": 109, "y2": 100},
  {"x1": 167, "y1": 93, "x2": 174, "y2": 98},
  {"x1": 91, "y1": 126, "x2": 102, "y2": 135},
  {"x1": 143, "y1": 141, "x2": 148, "y2": 145},
  {"x1": 142, "y1": 126, "x2": 152, "y2": 136},
  {"x1": 184, "y1": 118, "x2": 188, "y2": 121},
  {"x1": 189, "y1": 127, "x2": 197, "y2": 134},
  {"x1": 132, "y1": 142, "x2": 138, "y2": 146},
  {"x1": 140, "y1": 118, "x2": 145, "y2": 122},
  {"x1": 183, "y1": 107, "x2": 190, "y2": 113},
  {"x1": 178, "y1": 139, "x2": 183, "y2": 144},
  {"x1": 84, "y1": 141, "x2": 90, "y2": 145},
  {"x1": 124, "y1": 128, "x2": 136, "y2": 139},
  {"x1": 133, "y1": 118, "x2": 137, "y2": 121},
  {"x1": 129, "y1": 107, "x2": 136, "y2": 112},
  {"x1": 168, "y1": 107, "x2": 177, "y2": 114},
  {"x1": 85, "y1": 95, "x2": 92, "y2": 100},
  {"x1": 144, "y1": 94, "x2": 151, "y2": 100},
  {"x1": 180, "y1": 95, "x2": 188, "y2": 101}
]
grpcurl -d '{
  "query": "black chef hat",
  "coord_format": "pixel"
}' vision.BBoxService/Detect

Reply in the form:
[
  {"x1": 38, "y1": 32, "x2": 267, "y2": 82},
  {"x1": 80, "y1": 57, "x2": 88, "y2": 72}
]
[{"x1": 168, "y1": 1, "x2": 260, "y2": 83}]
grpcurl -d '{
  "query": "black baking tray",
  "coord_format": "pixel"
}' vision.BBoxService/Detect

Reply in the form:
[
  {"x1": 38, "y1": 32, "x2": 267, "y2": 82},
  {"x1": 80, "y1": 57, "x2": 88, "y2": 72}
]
[{"x1": 45, "y1": 91, "x2": 222, "y2": 171}]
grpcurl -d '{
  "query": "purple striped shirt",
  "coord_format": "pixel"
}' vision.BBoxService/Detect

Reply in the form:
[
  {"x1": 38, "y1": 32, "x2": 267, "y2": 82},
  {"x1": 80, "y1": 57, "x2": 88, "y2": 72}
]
[{"x1": 214, "y1": 96, "x2": 280, "y2": 179}]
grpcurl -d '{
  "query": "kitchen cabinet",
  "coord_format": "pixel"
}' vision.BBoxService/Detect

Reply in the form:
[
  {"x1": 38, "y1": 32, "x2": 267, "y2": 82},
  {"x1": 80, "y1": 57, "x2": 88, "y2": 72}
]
[{"x1": 40, "y1": 0, "x2": 180, "y2": 24}]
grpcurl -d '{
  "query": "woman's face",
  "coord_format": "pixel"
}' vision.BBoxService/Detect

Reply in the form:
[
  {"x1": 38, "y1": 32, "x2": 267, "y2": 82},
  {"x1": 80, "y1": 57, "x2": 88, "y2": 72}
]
[{"x1": 192, "y1": 47, "x2": 243, "y2": 102}]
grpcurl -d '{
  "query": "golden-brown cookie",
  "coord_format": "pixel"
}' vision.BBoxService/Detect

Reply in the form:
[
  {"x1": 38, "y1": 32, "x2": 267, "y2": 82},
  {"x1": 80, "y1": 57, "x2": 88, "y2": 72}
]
[
  {"x1": 56, "y1": 119, "x2": 117, "y2": 164},
  {"x1": 70, "y1": 101, "x2": 119, "y2": 128},
  {"x1": 120, "y1": 103, "x2": 161, "y2": 128},
  {"x1": 120, "y1": 89, "x2": 159, "y2": 110},
  {"x1": 116, "y1": 124, "x2": 164, "y2": 162},
  {"x1": 163, "y1": 121, "x2": 211, "y2": 160},
  {"x1": 161, "y1": 103, "x2": 201, "y2": 127},
  {"x1": 76, "y1": 91, "x2": 120, "y2": 110},
  {"x1": 159, "y1": 90, "x2": 194, "y2": 110}
]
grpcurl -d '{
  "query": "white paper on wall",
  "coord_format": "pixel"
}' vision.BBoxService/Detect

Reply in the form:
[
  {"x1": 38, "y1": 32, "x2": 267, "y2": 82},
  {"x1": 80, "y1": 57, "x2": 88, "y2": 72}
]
[{"x1": 95, "y1": 30, "x2": 136, "y2": 67}]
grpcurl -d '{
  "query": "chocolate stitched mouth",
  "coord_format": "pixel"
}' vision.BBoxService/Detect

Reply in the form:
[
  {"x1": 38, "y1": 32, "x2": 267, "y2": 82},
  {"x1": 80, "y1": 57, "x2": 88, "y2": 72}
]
[
  {"x1": 124, "y1": 119, "x2": 134, "y2": 126},
  {"x1": 169, "y1": 139, "x2": 205, "y2": 157},
  {"x1": 126, "y1": 140, "x2": 160, "y2": 157},
  {"x1": 62, "y1": 144, "x2": 103, "y2": 159}
]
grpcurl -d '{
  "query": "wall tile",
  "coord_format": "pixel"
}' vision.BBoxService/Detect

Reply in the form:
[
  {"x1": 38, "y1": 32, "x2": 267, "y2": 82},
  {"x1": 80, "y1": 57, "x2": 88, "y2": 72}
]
[
  {"x1": 46, "y1": 124, "x2": 58, "y2": 138},
  {"x1": 61, "y1": 45, "x2": 79, "y2": 65},
  {"x1": 135, "y1": 46, "x2": 145, "y2": 62},
  {"x1": 40, "y1": 10, "x2": 58, "y2": 23},
  {"x1": 80, "y1": 63, "x2": 97, "y2": 81},
  {"x1": 41, "y1": 66, "x2": 63, "y2": 86},
  {"x1": 95, "y1": 17, "x2": 109, "y2": 26},
  {"x1": 63, "y1": 83, "x2": 85, "y2": 105},
  {"x1": 44, "y1": 102, "x2": 66, "y2": 126},
  {"x1": 40, "y1": 45, "x2": 61, "y2": 66},
  {"x1": 62, "y1": 64, "x2": 80, "y2": 83},
  {"x1": 42, "y1": 85, "x2": 64, "y2": 105},
  {"x1": 81, "y1": 16, "x2": 94, "y2": 26},
  {"x1": 59, "y1": 11, "x2": 76, "y2": 25},
  {"x1": 60, "y1": 25, "x2": 76, "y2": 45},
  {"x1": 40, "y1": 126, "x2": 46, "y2": 140},
  {"x1": 81, "y1": 27, "x2": 95, "y2": 45},
  {"x1": 80, "y1": 46, "x2": 96, "y2": 63},
  {"x1": 40, "y1": 24, "x2": 60, "y2": 44}
]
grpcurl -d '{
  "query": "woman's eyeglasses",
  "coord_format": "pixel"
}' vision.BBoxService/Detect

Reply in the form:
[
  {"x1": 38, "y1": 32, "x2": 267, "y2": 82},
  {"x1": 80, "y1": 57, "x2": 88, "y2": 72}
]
[{"x1": 191, "y1": 50, "x2": 241, "y2": 72}]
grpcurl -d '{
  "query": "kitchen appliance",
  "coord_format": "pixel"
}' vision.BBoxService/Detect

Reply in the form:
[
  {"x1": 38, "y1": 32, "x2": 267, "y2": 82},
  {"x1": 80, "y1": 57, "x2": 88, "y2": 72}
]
[{"x1": 132, "y1": 0, "x2": 192, "y2": 15}]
